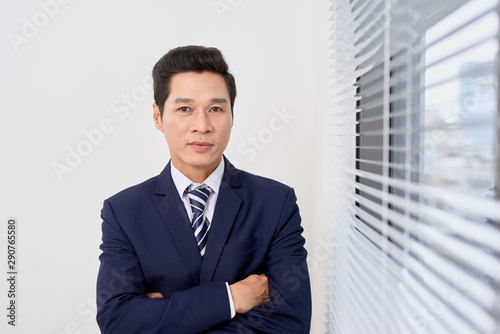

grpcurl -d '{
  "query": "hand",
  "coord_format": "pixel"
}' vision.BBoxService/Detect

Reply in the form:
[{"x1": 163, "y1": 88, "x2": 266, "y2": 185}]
[
  {"x1": 229, "y1": 274, "x2": 270, "y2": 314},
  {"x1": 146, "y1": 292, "x2": 164, "y2": 298}
]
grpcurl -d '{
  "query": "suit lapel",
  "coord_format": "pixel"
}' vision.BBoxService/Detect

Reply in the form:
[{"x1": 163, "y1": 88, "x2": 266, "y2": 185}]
[
  {"x1": 155, "y1": 163, "x2": 202, "y2": 285},
  {"x1": 200, "y1": 158, "x2": 242, "y2": 283}
]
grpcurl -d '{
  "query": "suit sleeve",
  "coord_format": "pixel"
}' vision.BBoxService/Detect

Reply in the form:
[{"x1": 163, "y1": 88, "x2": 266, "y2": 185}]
[
  {"x1": 96, "y1": 199, "x2": 232, "y2": 334},
  {"x1": 207, "y1": 188, "x2": 312, "y2": 333}
]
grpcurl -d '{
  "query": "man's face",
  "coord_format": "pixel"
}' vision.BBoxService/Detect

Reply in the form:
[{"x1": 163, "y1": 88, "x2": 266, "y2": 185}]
[{"x1": 153, "y1": 71, "x2": 233, "y2": 179}]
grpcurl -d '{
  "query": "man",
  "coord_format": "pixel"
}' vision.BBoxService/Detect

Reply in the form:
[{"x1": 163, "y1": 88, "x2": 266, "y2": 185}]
[{"x1": 96, "y1": 45, "x2": 311, "y2": 333}]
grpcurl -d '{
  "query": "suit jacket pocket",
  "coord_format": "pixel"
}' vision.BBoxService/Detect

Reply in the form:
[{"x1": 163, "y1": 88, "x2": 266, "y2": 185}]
[{"x1": 221, "y1": 236, "x2": 263, "y2": 255}]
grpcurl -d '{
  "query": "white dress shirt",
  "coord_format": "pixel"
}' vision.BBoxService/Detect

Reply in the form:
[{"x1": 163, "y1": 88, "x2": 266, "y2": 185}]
[{"x1": 170, "y1": 159, "x2": 236, "y2": 318}]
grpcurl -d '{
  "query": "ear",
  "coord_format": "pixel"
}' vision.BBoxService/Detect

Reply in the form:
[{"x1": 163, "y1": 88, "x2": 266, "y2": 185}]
[{"x1": 153, "y1": 103, "x2": 163, "y2": 131}]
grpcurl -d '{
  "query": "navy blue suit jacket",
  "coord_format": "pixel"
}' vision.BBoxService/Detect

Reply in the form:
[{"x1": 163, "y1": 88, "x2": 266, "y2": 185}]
[{"x1": 96, "y1": 158, "x2": 311, "y2": 333}]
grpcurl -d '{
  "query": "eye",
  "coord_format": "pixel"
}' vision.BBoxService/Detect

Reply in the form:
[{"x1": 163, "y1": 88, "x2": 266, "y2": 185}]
[
  {"x1": 178, "y1": 106, "x2": 190, "y2": 112},
  {"x1": 210, "y1": 106, "x2": 222, "y2": 112}
]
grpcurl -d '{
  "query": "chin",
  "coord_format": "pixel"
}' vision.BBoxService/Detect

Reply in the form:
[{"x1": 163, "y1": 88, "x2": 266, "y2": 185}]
[{"x1": 188, "y1": 156, "x2": 220, "y2": 168}]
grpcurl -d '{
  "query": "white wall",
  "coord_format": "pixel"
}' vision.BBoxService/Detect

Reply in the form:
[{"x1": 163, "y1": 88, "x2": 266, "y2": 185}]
[{"x1": 0, "y1": 1, "x2": 331, "y2": 332}]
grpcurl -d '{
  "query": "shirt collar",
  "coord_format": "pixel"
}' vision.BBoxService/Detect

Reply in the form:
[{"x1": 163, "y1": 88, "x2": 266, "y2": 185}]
[{"x1": 170, "y1": 158, "x2": 225, "y2": 198}]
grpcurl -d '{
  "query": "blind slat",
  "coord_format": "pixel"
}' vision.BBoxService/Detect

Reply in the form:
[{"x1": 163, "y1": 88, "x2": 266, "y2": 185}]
[
  {"x1": 349, "y1": 200, "x2": 497, "y2": 326},
  {"x1": 329, "y1": 0, "x2": 500, "y2": 332},
  {"x1": 344, "y1": 188, "x2": 499, "y2": 310},
  {"x1": 349, "y1": 215, "x2": 488, "y2": 333},
  {"x1": 337, "y1": 165, "x2": 500, "y2": 222}
]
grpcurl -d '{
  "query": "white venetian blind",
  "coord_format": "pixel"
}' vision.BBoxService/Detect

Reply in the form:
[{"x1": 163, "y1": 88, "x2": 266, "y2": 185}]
[{"x1": 328, "y1": 0, "x2": 500, "y2": 333}]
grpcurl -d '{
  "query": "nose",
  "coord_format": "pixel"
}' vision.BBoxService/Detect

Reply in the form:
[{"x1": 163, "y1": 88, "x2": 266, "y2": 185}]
[{"x1": 190, "y1": 109, "x2": 213, "y2": 133}]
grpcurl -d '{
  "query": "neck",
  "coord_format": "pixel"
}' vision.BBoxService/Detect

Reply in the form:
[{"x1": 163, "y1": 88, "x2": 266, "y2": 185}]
[{"x1": 183, "y1": 168, "x2": 214, "y2": 183}]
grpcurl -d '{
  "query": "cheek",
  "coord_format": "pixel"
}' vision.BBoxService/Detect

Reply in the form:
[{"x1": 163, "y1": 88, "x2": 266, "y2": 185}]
[
  {"x1": 220, "y1": 123, "x2": 232, "y2": 144},
  {"x1": 164, "y1": 118, "x2": 185, "y2": 133},
  {"x1": 163, "y1": 122, "x2": 181, "y2": 144}
]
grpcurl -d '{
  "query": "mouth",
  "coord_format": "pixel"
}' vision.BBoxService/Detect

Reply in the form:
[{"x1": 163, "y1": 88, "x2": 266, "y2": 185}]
[{"x1": 188, "y1": 141, "x2": 214, "y2": 152}]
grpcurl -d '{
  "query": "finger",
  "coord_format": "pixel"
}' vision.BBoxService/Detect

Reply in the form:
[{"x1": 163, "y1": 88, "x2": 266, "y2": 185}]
[{"x1": 146, "y1": 292, "x2": 165, "y2": 298}]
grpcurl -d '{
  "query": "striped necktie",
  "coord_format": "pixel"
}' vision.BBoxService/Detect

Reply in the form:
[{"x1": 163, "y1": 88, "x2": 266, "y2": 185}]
[{"x1": 186, "y1": 185, "x2": 212, "y2": 257}]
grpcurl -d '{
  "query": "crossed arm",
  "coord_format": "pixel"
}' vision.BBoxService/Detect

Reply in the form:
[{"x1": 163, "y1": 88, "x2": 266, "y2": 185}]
[
  {"x1": 96, "y1": 189, "x2": 311, "y2": 333},
  {"x1": 147, "y1": 273, "x2": 270, "y2": 314}
]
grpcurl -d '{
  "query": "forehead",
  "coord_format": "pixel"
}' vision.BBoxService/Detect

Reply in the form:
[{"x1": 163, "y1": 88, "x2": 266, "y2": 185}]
[{"x1": 168, "y1": 71, "x2": 229, "y2": 100}]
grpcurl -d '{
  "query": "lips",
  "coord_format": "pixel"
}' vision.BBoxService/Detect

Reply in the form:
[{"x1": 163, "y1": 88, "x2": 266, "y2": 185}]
[{"x1": 188, "y1": 141, "x2": 214, "y2": 152}]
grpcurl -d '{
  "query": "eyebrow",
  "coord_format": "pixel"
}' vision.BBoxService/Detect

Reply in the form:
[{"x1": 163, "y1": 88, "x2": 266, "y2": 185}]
[
  {"x1": 171, "y1": 98, "x2": 228, "y2": 104},
  {"x1": 210, "y1": 98, "x2": 228, "y2": 104},
  {"x1": 172, "y1": 98, "x2": 194, "y2": 104}
]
